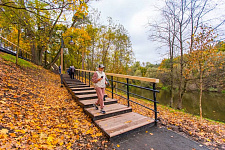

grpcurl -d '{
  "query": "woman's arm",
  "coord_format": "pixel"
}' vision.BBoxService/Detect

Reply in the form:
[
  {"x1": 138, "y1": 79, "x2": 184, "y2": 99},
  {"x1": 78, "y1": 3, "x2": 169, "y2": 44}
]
[{"x1": 92, "y1": 72, "x2": 99, "y2": 83}]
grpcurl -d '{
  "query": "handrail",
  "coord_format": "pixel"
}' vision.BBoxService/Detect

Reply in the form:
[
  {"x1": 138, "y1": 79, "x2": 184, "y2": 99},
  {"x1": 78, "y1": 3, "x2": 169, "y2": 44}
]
[
  {"x1": 76, "y1": 69, "x2": 159, "y2": 83},
  {"x1": 74, "y1": 69, "x2": 159, "y2": 125},
  {"x1": 0, "y1": 35, "x2": 18, "y2": 47},
  {"x1": 0, "y1": 35, "x2": 32, "y2": 61},
  {"x1": 0, "y1": 35, "x2": 24, "y2": 52}
]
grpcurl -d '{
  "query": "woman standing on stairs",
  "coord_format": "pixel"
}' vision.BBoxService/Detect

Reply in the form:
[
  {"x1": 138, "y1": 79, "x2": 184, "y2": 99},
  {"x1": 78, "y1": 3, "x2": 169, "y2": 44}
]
[{"x1": 92, "y1": 64, "x2": 107, "y2": 114}]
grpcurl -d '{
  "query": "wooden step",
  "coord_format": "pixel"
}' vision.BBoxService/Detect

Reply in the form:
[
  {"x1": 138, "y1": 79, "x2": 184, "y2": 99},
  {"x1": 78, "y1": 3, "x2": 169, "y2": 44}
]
[
  {"x1": 65, "y1": 80, "x2": 83, "y2": 84},
  {"x1": 64, "y1": 78, "x2": 81, "y2": 81},
  {"x1": 74, "y1": 90, "x2": 96, "y2": 95},
  {"x1": 65, "y1": 81, "x2": 83, "y2": 84},
  {"x1": 95, "y1": 112, "x2": 154, "y2": 138},
  {"x1": 70, "y1": 87, "x2": 95, "y2": 91},
  {"x1": 84, "y1": 103, "x2": 132, "y2": 120},
  {"x1": 67, "y1": 82, "x2": 86, "y2": 86},
  {"x1": 62, "y1": 75, "x2": 70, "y2": 78},
  {"x1": 78, "y1": 98, "x2": 118, "y2": 108},
  {"x1": 68, "y1": 84, "x2": 90, "y2": 88},
  {"x1": 76, "y1": 93, "x2": 107, "y2": 100},
  {"x1": 63, "y1": 77, "x2": 80, "y2": 80}
]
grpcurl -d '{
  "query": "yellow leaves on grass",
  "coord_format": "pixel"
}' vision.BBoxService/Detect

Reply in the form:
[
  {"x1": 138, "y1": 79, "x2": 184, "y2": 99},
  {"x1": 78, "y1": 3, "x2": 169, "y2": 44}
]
[{"x1": 0, "y1": 57, "x2": 109, "y2": 149}]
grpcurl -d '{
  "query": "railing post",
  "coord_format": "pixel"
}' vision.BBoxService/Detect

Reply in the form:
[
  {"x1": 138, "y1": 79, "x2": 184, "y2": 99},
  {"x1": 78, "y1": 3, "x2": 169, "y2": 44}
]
[
  {"x1": 89, "y1": 72, "x2": 91, "y2": 87},
  {"x1": 78, "y1": 70, "x2": 80, "y2": 80},
  {"x1": 82, "y1": 71, "x2": 83, "y2": 83},
  {"x1": 75, "y1": 70, "x2": 77, "y2": 79},
  {"x1": 111, "y1": 76, "x2": 113, "y2": 99},
  {"x1": 76, "y1": 70, "x2": 78, "y2": 79},
  {"x1": 85, "y1": 72, "x2": 86, "y2": 84},
  {"x1": 153, "y1": 83, "x2": 157, "y2": 125},
  {"x1": 127, "y1": 78, "x2": 130, "y2": 107}
]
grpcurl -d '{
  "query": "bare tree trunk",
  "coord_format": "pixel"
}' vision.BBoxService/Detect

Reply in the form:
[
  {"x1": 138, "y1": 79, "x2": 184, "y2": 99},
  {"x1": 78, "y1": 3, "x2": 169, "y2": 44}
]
[
  {"x1": 178, "y1": 28, "x2": 184, "y2": 109},
  {"x1": 45, "y1": 47, "x2": 61, "y2": 69},
  {"x1": 169, "y1": 13, "x2": 176, "y2": 107},
  {"x1": 199, "y1": 68, "x2": 203, "y2": 123},
  {"x1": 177, "y1": 0, "x2": 184, "y2": 110},
  {"x1": 190, "y1": 0, "x2": 194, "y2": 53}
]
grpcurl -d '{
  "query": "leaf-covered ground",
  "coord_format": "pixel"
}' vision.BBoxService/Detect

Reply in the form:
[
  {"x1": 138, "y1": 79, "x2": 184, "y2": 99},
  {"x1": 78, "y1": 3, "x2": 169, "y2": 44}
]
[
  {"x1": 1, "y1": 52, "x2": 224, "y2": 150},
  {"x1": 111, "y1": 94, "x2": 225, "y2": 150},
  {"x1": 0, "y1": 53, "x2": 112, "y2": 149}
]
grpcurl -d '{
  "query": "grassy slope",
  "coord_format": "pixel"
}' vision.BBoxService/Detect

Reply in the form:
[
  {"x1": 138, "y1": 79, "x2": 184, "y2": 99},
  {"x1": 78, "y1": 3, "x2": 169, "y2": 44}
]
[{"x1": 0, "y1": 52, "x2": 112, "y2": 149}]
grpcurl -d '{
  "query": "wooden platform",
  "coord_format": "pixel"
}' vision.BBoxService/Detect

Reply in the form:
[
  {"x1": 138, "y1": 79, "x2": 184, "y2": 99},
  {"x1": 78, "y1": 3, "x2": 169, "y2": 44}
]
[
  {"x1": 95, "y1": 112, "x2": 154, "y2": 137},
  {"x1": 62, "y1": 74, "x2": 155, "y2": 139}
]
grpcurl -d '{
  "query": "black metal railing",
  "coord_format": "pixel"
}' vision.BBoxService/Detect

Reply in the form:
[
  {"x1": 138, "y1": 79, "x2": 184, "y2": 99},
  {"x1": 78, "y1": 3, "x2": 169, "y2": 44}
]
[
  {"x1": 75, "y1": 69, "x2": 160, "y2": 125},
  {"x1": 0, "y1": 35, "x2": 32, "y2": 61}
]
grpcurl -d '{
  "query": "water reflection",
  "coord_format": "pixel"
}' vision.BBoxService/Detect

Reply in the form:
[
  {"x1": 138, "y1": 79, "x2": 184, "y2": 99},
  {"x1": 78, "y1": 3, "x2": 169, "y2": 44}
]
[{"x1": 129, "y1": 87, "x2": 225, "y2": 122}]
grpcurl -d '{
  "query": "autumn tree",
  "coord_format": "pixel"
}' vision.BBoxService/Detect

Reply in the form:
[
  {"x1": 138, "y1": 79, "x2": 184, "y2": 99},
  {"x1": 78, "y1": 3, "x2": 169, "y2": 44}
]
[
  {"x1": 0, "y1": 0, "x2": 89, "y2": 66},
  {"x1": 63, "y1": 27, "x2": 91, "y2": 69},
  {"x1": 185, "y1": 26, "x2": 223, "y2": 123},
  {"x1": 148, "y1": 0, "x2": 220, "y2": 109},
  {"x1": 83, "y1": 13, "x2": 134, "y2": 73}
]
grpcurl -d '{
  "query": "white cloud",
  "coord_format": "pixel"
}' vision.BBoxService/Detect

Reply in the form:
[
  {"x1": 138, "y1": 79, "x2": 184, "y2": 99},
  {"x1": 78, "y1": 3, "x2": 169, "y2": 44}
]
[{"x1": 88, "y1": 0, "x2": 167, "y2": 64}]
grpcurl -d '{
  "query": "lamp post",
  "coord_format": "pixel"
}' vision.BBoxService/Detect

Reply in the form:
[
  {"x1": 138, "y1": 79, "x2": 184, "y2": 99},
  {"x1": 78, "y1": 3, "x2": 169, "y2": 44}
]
[{"x1": 60, "y1": 36, "x2": 74, "y2": 87}]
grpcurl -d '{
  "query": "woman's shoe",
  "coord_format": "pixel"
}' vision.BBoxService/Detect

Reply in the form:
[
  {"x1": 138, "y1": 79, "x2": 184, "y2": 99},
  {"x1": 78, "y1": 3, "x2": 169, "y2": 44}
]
[
  {"x1": 93, "y1": 104, "x2": 98, "y2": 110},
  {"x1": 100, "y1": 109, "x2": 106, "y2": 114}
]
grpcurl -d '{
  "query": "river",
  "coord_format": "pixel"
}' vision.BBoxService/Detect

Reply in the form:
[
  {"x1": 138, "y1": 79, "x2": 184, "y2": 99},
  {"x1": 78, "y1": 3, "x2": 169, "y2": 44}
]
[{"x1": 129, "y1": 87, "x2": 225, "y2": 123}]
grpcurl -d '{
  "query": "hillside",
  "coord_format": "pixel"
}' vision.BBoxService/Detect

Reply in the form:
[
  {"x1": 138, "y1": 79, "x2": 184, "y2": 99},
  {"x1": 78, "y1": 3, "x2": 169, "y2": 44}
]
[{"x1": 0, "y1": 52, "x2": 111, "y2": 149}]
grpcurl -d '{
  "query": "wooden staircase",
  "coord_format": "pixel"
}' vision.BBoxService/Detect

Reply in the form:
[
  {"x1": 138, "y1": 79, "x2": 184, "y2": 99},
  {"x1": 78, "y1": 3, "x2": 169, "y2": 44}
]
[{"x1": 62, "y1": 74, "x2": 155, "y2": 139}]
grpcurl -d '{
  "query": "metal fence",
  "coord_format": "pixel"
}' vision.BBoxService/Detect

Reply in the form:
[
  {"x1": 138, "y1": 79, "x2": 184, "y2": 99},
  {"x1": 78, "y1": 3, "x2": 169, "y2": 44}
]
[{"x1": 75, "y1": 69, "x2": 160, "y2": 125}]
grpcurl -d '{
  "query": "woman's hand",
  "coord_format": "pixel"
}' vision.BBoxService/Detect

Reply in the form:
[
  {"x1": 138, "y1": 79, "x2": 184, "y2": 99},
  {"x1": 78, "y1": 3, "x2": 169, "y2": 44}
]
[{"x1": 98, "y1": 78, "x2": 103, "y2": 82}]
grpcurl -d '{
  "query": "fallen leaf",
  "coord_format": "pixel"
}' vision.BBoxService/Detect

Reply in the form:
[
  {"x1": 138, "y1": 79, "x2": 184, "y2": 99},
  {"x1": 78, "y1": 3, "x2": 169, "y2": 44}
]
[
  {"x1": 0, "y1": 129, "x2": 9, "y2": 134},
  {"x1": 125, "y1": 120, "x2": 132, "y2": 123}
]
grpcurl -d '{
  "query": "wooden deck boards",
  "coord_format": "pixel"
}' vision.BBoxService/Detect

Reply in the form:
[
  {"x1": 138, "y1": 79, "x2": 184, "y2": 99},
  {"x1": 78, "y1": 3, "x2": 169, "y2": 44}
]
[
  {"x1": 79, "y1": 98, "x2": 117, "y2": 108},
  {"x1": 68, "y1": 84, "x2": 90, "y2": 88},
  {"x1": 84, "y1": 103, "x2": 132, "y2": 120},
  {"x1": 74, "y1": 90, "x2": 96, "y2": 95},
  {"x1": 70, "y1": 87, "x2": 95, "y2": 91},
  {"x1": 95, "y1": 112, "x2": 154, "y2": 137},
  {"x1": 76, "y1": 93, "x2": 107, "y2": 100}
]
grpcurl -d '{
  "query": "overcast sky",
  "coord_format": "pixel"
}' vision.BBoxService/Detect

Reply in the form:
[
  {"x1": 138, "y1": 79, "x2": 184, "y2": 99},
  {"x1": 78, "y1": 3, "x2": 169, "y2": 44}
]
[
  {"x1": 88, "y1": 0, "x2": 225, "y2": 65},
  {"x1": 88, "y1": 0, "x2": 164, "y2": 64}
]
